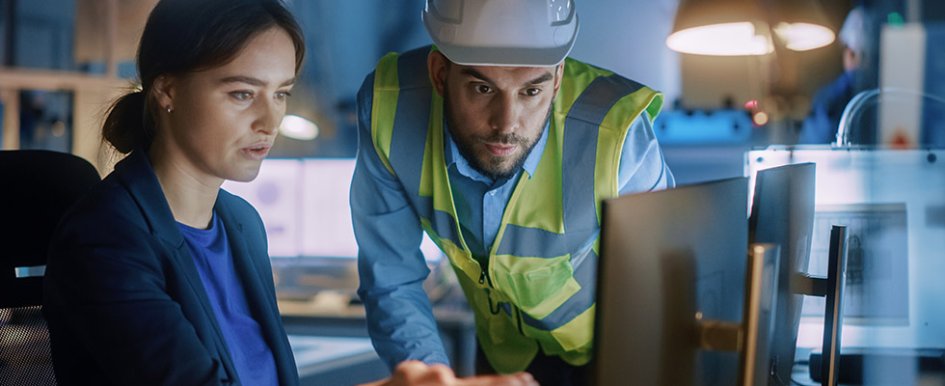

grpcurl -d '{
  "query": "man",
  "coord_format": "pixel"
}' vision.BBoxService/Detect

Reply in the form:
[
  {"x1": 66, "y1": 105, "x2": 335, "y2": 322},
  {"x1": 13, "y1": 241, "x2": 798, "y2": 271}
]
[
  {"x1": 798, "y1": 6, "x2": 868, "y2": 144},
  {"x1": 351, "y1": 1, "x2": 674, "y2": 384}
]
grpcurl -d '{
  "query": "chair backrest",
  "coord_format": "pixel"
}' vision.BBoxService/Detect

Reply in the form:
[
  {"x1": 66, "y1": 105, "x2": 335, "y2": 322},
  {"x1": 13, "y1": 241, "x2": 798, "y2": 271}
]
[
  {"x1": 0, "y1": 150, "x2": 100, "y2": 386},
  {"x1": 0, "y1": 150, "x2": 100, "y2": 307}
]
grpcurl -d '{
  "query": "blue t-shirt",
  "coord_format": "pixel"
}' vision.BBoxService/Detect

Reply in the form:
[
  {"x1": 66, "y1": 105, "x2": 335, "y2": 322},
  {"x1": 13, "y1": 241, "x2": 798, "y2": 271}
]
[{"x1": 178, "y1": 214, "x2": 278, "y2": 386}]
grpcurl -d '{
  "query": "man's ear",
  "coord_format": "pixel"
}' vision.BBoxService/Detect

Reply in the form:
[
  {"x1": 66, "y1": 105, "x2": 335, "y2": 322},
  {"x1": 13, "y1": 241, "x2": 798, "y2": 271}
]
[
  {"x1": 151, "y1": 75, "x2": 176, "y2": 112},
  {"x1": 428, "y1": 51, "x2": 449, "y2": 96},
  {"x1": 553, "y1": 61, "x2": 565, "y2": 94}
]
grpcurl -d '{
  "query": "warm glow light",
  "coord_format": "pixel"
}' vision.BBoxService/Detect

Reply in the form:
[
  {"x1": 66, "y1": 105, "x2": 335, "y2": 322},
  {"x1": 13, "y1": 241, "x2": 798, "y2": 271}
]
[
  {"x1": 279, "y1": 114, "x2": 319, "y2": 140},
  {"x1": 774, "y1": 22, "x2": 835, "y2": 51},
  {"x1": 752, "y1": 111, "x2": 769, "y2": 126},
  {"x1": 666, "y1": 22, "x2": 774, "y2": 56}
]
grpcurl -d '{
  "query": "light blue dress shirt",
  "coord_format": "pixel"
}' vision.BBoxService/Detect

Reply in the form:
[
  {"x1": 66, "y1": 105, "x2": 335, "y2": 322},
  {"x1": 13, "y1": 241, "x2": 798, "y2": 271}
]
[{"x1": 350, "y1": 73, "x2": 675, "y2": 369}]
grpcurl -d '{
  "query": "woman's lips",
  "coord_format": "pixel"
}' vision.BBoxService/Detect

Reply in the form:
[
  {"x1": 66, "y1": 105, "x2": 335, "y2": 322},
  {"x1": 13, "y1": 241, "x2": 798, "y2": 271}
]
[{"x1": 241, "y1": 144, "x2": 271, "y2": 160}]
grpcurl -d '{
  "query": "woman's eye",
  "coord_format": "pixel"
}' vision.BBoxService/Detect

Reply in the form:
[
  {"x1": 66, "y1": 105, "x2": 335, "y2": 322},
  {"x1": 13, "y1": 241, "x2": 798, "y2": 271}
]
[
  {"x1": 275, "y1": 91, "x2": 292, "y2": 101},
  {"x1": 230, "y1": 91, "x2": 253, "y2": 101}
]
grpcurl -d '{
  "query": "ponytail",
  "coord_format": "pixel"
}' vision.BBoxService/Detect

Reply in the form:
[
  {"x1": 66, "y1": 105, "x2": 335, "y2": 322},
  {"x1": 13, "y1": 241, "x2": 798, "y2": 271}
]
[
  {"x1": 102, "y1": 0, "x2": 305, "y2": 155},
  {"x1": 101, "y1": 90, "x2": 153, "y2": 154}
]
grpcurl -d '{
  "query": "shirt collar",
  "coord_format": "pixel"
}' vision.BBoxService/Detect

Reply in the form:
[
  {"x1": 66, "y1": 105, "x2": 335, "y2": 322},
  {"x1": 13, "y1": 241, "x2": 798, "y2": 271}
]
[{"x1": 444, "y1": 120, "x2": 549, "y2": 184}]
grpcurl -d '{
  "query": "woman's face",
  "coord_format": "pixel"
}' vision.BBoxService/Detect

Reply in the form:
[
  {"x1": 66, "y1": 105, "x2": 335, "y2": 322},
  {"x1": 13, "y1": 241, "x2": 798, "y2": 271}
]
[{"x1": 153, "y1": 26, "x2": 296, "y2": 185}]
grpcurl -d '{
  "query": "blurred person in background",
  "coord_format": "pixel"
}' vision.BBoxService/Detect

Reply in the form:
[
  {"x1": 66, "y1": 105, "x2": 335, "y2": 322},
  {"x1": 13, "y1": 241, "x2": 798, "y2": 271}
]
[{"x1": 799, "y1": 6, "x2": 870, "y2": 144}]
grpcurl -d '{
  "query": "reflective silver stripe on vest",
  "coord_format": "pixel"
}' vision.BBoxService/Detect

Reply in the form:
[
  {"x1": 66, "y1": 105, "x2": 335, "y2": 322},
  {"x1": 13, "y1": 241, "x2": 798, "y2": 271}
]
[
  {"x1": 496, "y1": 75, "x2": 646, "y2": 258},
  {"x1": 385, "y1": 47, "x2": 647, "y2": 331},
  {"x1": 517, "y1": 74, "x2": 646, "y2": 331},
  {"x1": 425, "y1": 199, "x2": 464, "y2": 247},
  {"x1": 521, "y1": 248, "x2": 598, "y2": 330},
  {"x1": 385, "y1": 48, "x2": 465, "y2": 247}
]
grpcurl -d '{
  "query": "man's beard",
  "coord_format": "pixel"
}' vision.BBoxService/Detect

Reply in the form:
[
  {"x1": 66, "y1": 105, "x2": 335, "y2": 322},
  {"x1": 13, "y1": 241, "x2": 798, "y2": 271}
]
[{"x1": 444, "y1": 90, "x2": 552, "y2": 181}]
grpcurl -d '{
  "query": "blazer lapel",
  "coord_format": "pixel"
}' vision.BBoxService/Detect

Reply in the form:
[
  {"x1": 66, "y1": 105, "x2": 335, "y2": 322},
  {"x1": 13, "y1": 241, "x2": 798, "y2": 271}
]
[
  {"x1": 113, "y1": 150, "x2": 239, "y2": 383},
  {"x1": 214, "y1": 196, "x2": 296, "y2": 385}
]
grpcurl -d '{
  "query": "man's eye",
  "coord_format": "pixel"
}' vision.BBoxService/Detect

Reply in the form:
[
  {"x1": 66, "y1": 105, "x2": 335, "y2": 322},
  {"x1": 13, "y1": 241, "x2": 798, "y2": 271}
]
[
  {"x1": 231, "y1": 91, "x2": 253, "y2": 101},
  {"x1": 524, "y1": 88, "x2": 542, "y2": 97},
  {"x1": 475, "y1": 84, "x2": 493, "y2": 94}
]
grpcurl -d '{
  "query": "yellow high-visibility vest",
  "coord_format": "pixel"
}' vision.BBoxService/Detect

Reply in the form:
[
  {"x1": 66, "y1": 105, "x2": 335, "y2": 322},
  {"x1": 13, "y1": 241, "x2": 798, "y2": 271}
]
[{"x1": 368, "y1": 46, "x2": 662, "y2": 373}]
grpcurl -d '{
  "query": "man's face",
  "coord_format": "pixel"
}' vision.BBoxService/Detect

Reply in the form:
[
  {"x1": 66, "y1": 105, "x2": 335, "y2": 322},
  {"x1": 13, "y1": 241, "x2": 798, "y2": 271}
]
[{"x1": 429, "y1": 52, "x2": 562, "y2": 180}]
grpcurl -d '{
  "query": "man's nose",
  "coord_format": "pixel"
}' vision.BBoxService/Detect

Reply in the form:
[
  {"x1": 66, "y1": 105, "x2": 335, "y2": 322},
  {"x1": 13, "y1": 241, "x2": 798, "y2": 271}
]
[{"x1": 488, "y1": 94, "x2": 519, "y2": 134}]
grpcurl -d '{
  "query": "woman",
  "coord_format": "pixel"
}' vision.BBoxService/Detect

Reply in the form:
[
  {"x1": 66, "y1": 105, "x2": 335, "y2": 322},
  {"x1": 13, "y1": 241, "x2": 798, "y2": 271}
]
[
  {"x1": 42, "y1": 0, "x2": 537, "y2": 384},
  {"x1": 43, "y1": 0, "x2": 304, "y2": 384}
]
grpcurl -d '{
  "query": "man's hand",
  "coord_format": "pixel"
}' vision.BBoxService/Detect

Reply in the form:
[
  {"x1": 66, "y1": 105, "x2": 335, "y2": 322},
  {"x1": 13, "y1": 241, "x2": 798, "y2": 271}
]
[{"x1": 359, "y1": 360, "x2": 538, "y2": 386}]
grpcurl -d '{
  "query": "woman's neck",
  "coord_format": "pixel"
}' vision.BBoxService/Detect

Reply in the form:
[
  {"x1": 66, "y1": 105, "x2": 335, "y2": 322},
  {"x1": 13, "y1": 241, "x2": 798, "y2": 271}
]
[{"x1": 148, "y1": 146, "x2": 221, "y2": 229}]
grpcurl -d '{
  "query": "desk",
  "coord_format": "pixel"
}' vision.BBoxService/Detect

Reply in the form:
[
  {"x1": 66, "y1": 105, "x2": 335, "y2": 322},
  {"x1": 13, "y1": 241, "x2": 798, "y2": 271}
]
[
  {"x1": 791, "y1": 347, "x2": 945, "y2": 386},
  {"x1": 280, "y1": 300, "x2": 478, "y2": 376},
  {"x1": 290, "y1": 335, "x2": 387, "y2": 385}
]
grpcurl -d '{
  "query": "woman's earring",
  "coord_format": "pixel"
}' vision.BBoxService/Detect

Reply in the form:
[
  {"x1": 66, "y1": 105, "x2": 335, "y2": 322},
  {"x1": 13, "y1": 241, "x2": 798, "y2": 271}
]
[{"x1": 165, "y1": 106, "x2": 173, "y2": 113}]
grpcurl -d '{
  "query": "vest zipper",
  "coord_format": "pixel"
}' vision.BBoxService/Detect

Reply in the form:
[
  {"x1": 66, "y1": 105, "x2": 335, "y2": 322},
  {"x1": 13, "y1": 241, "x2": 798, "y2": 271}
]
[
  {"x1": 481, "y1": 269, "x2": 503, "y2": 315},
  {"x1": 478, "y1": 267, "x2": 493, "y2": 287},
  {"x1": 515, "y1": 305, "x2": 525, "y2": 335}
]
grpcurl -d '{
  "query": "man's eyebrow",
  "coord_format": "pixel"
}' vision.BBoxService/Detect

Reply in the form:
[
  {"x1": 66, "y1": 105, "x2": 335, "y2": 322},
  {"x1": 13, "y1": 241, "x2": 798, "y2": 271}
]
[
  {"x1": 460, "y1": 68, "x2": 495, "y2": 84},
  {"x1": 527, "y1": 72, "x2": 554, "y2": 85},
  {"x1": 218, "y1": 75, "x2": 296, "y2": 87},
  {"x1": 459, "y1": 68, "x2": 553, "y2": 86}
]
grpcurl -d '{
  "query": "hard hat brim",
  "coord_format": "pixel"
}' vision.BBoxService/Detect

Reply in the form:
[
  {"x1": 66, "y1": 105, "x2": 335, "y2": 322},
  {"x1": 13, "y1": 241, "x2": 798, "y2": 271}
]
[
  {"x1": 421, "y1": 1, "x2": 579, "y2": 67},
  {"x1": 433, "y1": 44, "x2": 574, "y2": 67}
]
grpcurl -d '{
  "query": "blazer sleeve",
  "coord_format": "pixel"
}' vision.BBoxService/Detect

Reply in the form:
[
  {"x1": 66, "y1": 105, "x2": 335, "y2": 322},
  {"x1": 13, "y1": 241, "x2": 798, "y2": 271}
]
[{"x1": 44, "y1": 199, "x2": 232, "y2": 386}]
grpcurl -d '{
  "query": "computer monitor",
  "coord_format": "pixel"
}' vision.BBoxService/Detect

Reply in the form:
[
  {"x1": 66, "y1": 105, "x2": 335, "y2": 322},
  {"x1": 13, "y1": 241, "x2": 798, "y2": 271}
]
[
  {"x1": 223, "y1": 159, "x2": 304, "y2": 257},
  {"x1": 222, "y1": 158, "x2": 442, "y2": 260},
  {"x1": 802, "y1": 203, "x2": 908, "y2": 325},
  {"x1": 748, "y1": 163, "x2": 816, "y2": 385},
  {"x1": 748, "y1": 162, "x2": 849, "y2": 385},
  {"x1": 748, "y1": 146, "x2": 940, "y2": 383},
  {"x1": 594, "y1": 177, "x2": 749, "y2": 386},
  {"x1": 741, "y1": 243, "x2": 781, "y2": 386}
]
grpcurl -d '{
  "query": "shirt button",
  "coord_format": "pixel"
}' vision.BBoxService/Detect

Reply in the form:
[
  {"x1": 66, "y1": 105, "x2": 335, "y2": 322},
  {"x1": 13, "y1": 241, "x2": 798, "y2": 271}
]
[{"x1": 488, "y1": 191, "x2": 496, "y2": 196}]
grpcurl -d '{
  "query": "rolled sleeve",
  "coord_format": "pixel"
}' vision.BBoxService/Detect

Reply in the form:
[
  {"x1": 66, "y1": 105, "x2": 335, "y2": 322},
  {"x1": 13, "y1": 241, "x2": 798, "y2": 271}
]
[
  {"x1": 617, "y1": 114, "x2": 676, "y2": 195},
  {"x1": 350, "y1": 72, "x2": 450, "y2": 369}
]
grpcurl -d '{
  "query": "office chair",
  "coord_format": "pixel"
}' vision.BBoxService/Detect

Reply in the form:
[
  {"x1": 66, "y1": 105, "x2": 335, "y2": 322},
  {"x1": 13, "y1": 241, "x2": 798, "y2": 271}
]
[{"x1": 0, "y1": 150, "x2": 100, "y2": 386}]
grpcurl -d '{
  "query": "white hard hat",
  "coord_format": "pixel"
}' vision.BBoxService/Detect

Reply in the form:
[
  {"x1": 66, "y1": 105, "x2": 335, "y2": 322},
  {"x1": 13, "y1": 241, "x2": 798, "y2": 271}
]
[
  {"x1": 422, "y1": 0, "x2": 579, "y2": 67},
  {"x1": 839, "y1": 6, "x2": 866, "y2": 53}
]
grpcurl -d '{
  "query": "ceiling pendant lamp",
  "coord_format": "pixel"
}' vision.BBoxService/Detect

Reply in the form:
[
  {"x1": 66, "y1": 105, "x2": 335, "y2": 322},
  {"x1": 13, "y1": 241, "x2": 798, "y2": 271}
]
[
  {"x1": 770, "y1": 0, "x2": 836, "y2": 51},
  {"x1": 667, "y1": 0, "x2": 835, "y2": 56},
  {"x1": 667, "y1": 0, "x2": 774, "y2": 56}
]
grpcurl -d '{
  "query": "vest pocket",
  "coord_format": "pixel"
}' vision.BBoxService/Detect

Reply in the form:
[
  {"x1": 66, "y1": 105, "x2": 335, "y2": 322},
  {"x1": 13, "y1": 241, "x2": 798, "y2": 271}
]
[{"x1": 492, "y1": 254, "x2": 581, "y2": 320}]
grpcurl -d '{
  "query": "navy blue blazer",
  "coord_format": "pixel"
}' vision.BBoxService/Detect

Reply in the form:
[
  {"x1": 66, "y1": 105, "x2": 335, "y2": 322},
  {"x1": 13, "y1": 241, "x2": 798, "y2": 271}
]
[{"x1": 43, "y1": 150, "x2": 298, "y2": 386}]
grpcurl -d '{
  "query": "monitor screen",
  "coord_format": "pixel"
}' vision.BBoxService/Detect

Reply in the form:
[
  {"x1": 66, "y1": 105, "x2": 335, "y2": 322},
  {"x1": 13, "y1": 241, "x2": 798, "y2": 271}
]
[
  {"x1": 594, "y1": 177, "x2": 748, "y2": 386},
  {"x1": 748, "y1": 162, "x2": 816, "y2": 386},
  {"x1": 801, "y1": 203, "x2": 908, "y2": 324},
  {"x1": 223, "y1": 158, "x2": 442, "y2": 260},
  {"x1": 222, "y1": 159, "x2": 304, "y2": 257},
  {"x1": 300, "y1": 158, "x2": 360, "y2": 258}
]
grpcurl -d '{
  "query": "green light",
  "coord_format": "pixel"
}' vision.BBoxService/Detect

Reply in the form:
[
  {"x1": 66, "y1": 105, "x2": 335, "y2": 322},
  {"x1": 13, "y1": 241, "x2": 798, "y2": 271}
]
[{"x1": 887, "y1": 12, "x2": 905, "y2": 26}]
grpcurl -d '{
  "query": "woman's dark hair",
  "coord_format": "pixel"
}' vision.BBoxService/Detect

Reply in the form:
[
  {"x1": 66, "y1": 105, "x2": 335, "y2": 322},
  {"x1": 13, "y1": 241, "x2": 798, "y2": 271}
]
[{"x1": 103, "y1": 0, "x2": 305, "y2": 153}]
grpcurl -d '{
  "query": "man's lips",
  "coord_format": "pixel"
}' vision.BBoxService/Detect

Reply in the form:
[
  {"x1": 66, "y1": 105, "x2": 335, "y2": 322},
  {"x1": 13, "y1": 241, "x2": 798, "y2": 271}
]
[{"x1": 484, "y1": 142, "x2": 517, "y2": 157}]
